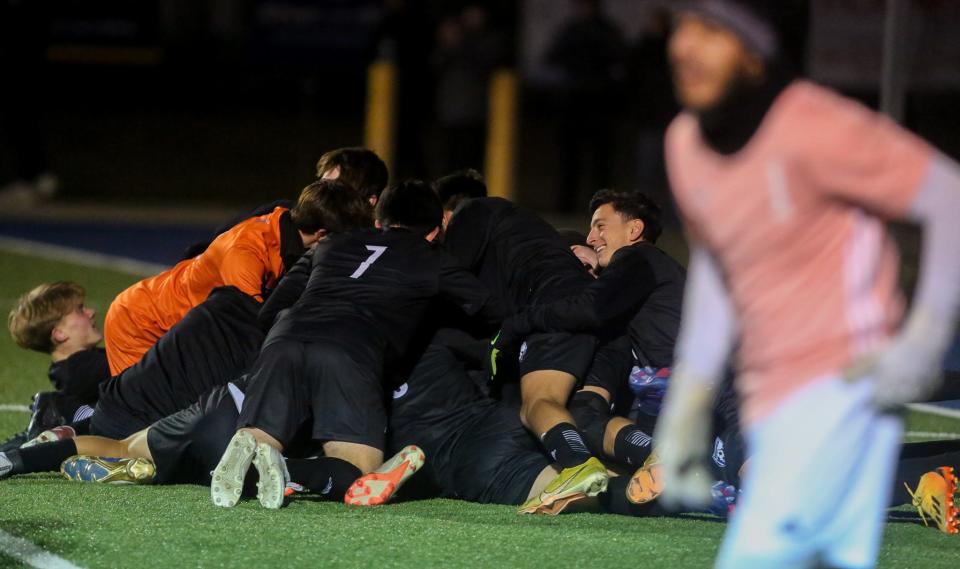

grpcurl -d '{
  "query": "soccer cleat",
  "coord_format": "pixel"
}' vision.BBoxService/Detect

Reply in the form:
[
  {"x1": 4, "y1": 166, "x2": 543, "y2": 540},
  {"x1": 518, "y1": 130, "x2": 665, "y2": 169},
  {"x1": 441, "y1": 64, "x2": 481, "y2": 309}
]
[
  {"x1": 344, "y1": 445, "x2": 425, "y2": 506},
  {"x1": 904, "y1": 467, "x2": 958, "y2": 535},
  {"x1": 0, "y1": 453, "x2": 13, "y2": 479},
  {"x1": 21, "y1": 426, "x2": 76, "y2": 449},
  {"x1": 60, "y1": 456, "x2": 155, "y2": 484},
  {"x1": 526, "y1": 492, "x2": 589, "y2": 516},
  {"x1": 518, "y1": 456, "x2": 608, "y2": 515},
  {"x1": 252, "y1": 441, "x2": 289, "y2": 510},
  {"x1": 211, "y1": 431, "x2": 257, "y2": 508},
  {"x1": 24, "y1": 392, "x2": 67, "y2": 443}
]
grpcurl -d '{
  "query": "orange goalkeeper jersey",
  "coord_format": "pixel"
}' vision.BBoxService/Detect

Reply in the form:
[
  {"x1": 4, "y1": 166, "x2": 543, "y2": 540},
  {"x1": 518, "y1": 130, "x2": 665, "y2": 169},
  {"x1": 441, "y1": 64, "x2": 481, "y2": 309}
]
[{"x1": 104, "y1": 207, "x2": 294, "y2": 375}]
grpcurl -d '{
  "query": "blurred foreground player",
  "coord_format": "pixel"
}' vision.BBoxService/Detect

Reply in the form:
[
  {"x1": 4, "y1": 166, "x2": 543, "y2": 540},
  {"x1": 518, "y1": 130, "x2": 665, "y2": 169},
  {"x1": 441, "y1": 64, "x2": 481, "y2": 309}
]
[{"x1": 656, "y1": 2, "x2": 960, "y2": 567}]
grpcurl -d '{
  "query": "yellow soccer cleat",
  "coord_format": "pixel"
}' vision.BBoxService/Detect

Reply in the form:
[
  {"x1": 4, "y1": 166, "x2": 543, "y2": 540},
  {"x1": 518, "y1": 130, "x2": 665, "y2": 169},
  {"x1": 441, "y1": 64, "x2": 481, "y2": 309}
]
[
  {"x1": 61, "y1": 456, "x2": 155, "y2": 484},
  {"x1": 519, "y1": 457, "x2": 608, "y2": 515},
  {"x1": 904, "y1": 466, "x2": 958, "y2": 535}
]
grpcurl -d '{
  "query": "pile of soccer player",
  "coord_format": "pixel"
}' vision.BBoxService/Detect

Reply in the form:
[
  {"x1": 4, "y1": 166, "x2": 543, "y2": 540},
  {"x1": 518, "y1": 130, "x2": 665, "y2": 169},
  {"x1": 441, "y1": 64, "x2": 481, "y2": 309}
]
[{"x1": 3, "y1": 1, "x2": 960, "y2": 567}]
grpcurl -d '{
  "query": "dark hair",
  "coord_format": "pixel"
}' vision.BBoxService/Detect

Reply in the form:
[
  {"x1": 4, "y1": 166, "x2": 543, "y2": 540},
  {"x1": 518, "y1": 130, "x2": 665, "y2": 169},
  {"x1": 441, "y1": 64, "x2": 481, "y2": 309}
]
[
  {"x1": 376, "y1": 180, "x2": 443, "y2": 235},
  {"x1": 291, "y1": 180, "x2": 374, "y2": 235},
  {"x1": 588, "y1": 189, "x2": 663, "y2": 244},
  {"x1": 433, "y1": 169, "x2": 488, "y2": 212},
  {"x1": 315, "y1": 147, "x2": 389, "y2": 201}
]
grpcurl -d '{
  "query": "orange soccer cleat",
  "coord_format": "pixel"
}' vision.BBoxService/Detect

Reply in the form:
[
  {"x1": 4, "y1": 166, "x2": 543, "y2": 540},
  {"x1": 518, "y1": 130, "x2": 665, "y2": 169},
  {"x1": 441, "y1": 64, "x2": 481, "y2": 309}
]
[
  {"x1": 344, "y1": 445, "x2": 425, "y2": 507},
  {"x1": 904, "y1": 466, "x2": 958, "y2": 535}
]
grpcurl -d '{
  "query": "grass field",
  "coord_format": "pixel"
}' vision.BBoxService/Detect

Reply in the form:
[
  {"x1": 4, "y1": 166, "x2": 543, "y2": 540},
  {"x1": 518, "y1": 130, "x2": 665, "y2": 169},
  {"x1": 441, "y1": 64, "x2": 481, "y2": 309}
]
[{"x1": 1, "y1": 248, "x2": 959, "y2": 569}]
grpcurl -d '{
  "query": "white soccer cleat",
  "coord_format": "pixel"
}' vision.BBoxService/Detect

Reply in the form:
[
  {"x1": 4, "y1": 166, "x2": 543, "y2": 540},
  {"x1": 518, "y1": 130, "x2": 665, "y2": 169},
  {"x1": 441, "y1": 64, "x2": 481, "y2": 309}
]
[
  {"x1": 252, "y1": 442, "x2": 289, "y2": 510},
  {"x1": 211, "y1": 431, "x2": 257, "y2": 508}
]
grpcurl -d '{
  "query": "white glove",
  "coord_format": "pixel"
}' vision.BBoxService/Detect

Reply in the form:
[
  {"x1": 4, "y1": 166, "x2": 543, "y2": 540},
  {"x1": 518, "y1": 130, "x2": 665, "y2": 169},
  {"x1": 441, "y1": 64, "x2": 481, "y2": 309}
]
[
  {"x1": 653, "y1": 365, "x2": 716, "y2": 511},
  {"x1": 848, "y1": 307, "x2": 953, "y2": 409}
]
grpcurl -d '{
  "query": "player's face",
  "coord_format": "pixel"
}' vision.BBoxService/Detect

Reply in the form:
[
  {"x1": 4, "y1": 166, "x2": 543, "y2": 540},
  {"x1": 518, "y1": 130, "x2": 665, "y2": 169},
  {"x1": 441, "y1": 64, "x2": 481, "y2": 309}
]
[
  {"x1": 55, "y1": 303, "x2": 102, "y2": 349},
  {"x1": 669, "y1": 13, "x2": 762, "y2": 112},
  {"x1": 587, "y1": 204, "x2": 642, "y2": 268}
]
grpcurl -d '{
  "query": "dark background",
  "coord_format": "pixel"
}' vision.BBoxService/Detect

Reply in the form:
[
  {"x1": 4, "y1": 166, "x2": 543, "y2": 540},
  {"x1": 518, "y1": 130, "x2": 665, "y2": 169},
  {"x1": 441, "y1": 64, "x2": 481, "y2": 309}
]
[{"x1": 2, "y1": 0, "x2": 960, "y2": 216}]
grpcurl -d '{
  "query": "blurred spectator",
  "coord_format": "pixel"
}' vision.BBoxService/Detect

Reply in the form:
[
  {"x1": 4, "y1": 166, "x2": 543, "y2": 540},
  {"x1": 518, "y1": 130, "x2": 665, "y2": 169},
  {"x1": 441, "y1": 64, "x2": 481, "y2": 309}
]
[
  {"x1": 0, "y1": 0, "x2": 58, "y2": 208},
  {"x1": 545, "y1": 0, "x2": 625, "y2": 213},
  {"x1": 373, "y1": 0, "x2": 436, "y2": 180},
  {"x1": 629, "y1": 7, "x2": 678, "y2": 200},
  {"x1": 433, "y1": 3, "x2": 505, "y2": 175}
]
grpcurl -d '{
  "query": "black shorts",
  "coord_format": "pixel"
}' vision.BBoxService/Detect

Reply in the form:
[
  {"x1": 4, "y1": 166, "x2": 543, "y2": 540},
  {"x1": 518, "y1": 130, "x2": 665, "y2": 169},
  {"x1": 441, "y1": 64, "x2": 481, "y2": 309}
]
[
  {"x1": 390, "y1": 404, "x2": 549, "y2": 506},
  {"x1": 239, "y1": 339, "x2": 386, "y2": 451},
  {"x1": 147, "y1": 385, "x2": 240, "y2": 485},
  {"x1": 91, "y1": 286, "x2": 262, "y2": 440},
  {"x1": 582, "y1": 338, "x2": 634, "y2": 413},
  {"x1": 517, "y1": 332, "x2": 595, "y2": 381}
]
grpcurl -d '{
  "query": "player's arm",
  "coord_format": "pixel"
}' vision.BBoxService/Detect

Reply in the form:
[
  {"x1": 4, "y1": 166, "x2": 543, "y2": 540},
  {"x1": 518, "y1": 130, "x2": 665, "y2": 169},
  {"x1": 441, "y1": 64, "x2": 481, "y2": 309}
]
[
  {"x1": 217, "y1": 244, "x2": 272, "y2": 303},
  {"x1": 810, "y1": 105, "x2": 960, "y2": 404},
  {"x1": 436, "y1": 256, "x2": 508, "y2": 327},
  {"x1": 257, "y1": 248, "x2": 314, "y2": 330},
  {"x1": 654, "y1": 245, "x2": 738, "y2": 510},
  {"x1": 442, "y1": 200, "x2": 491, "y2": 270},
  {"x1": 497, "y1": 247, "x2": 658, "y2": 346},
  {"x1": 871, "y1": 155, "x2": 960, "y2": 406}
]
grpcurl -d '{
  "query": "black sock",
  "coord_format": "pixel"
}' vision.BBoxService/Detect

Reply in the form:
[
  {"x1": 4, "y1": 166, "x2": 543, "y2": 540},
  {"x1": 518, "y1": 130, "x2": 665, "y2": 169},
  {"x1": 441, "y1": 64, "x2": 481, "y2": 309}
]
[
  {"x1": 541, "y1": 423, "x2": 593, "y2": 468},
  {"x1": 613, "y1": 425, "x2": 653, "y2": 468},
  {"x1": 286, "y1": 456, "x2": 362, "y2": 502},
  {"x1": 7, "y1": 439, "x2": 78, "y2": 475}
]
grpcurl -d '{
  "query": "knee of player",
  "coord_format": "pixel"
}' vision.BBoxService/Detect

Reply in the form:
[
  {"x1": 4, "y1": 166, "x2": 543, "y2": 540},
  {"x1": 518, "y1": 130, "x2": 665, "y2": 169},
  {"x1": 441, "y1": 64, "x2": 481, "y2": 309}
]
[{"x1": 569, "y1": 390, "x2": 611, "y2": 452}]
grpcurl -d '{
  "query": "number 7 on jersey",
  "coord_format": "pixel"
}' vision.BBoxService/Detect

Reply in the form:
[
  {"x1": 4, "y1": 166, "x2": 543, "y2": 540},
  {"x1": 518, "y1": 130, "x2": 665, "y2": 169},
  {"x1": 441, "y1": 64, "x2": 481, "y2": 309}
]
[{"x1": 350, "y1": 246, "x2": 388, "y2": 279}]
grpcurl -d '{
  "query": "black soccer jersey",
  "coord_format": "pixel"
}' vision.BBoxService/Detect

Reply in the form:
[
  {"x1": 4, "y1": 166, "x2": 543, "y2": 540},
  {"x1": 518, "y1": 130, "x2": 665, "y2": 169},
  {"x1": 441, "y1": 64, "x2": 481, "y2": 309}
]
[
  {"x1": 260, "y1": 228, "x2": 506, "y2": 369},
  {"x1": 387, "y1": 341, "x2": 548, "y2": 504},
  {"x1": 47, "y1": 348, "x2": 110, "y2": 421},
  {"x1": 443, "y1": 198, "x2": 594, "y2": 311},
  {"x1": 504, "y1": 242, "x2": 686, "y2": 368}
]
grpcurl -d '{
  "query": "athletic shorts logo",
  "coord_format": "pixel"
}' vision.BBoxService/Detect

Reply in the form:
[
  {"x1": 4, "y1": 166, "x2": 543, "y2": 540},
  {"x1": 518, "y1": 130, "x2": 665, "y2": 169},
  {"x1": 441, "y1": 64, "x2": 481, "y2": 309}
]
[
  {"x1": 712, "y1": 437, "x2": 726, "y2": 469},
  {"x1": 392, "y1": 383, "x2": 409, "y2": 399},
  {"x1": 518, "y1": 342, "x2": 528, "y2": 363}
]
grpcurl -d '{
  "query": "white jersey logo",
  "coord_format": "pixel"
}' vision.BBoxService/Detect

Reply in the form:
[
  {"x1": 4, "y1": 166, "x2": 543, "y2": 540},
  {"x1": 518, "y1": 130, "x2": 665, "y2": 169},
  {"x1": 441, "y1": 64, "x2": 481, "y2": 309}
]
[{"x1": 392, "y1": 383, "x2": 409, "y2": 399}]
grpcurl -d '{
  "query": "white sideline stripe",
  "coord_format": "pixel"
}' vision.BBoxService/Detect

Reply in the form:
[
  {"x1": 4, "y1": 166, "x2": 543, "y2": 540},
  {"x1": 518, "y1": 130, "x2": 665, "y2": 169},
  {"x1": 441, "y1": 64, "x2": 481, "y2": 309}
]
[
  {"x1": 0, "y1": 529, "x2": 83, "y2": 569},
  {"x1": 906, "y1": 402, "x2": 960, "y2": 421},
  {"x1": 0, "y1": 236, "x2": 168, "y2": 276},
  {"x1": 0, "y1": 405, "x2": 30, "y2": 413},
  {"x1": 905, "y1": 431, "x2": 960, "y2": 440}
]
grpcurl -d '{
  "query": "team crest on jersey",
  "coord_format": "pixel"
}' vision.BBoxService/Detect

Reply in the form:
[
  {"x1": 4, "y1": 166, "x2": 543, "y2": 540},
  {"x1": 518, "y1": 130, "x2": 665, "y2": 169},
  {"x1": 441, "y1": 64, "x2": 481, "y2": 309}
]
[
  {"x1": 392, "y1": 383, "x2": 409, "y2": 399},
  {"x1": 712, "y1": 437, "x2": 726, "y2": 468},
  {"x1": 518, "y1": 341, "x2": 528, "y2": 363}
]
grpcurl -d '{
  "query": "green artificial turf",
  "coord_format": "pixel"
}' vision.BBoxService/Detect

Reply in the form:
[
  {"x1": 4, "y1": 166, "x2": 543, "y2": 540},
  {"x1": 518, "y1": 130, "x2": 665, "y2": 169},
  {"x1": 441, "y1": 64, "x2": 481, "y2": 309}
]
[{"x1": 0, "y1": 249, "x2": 958, "y2": 569}]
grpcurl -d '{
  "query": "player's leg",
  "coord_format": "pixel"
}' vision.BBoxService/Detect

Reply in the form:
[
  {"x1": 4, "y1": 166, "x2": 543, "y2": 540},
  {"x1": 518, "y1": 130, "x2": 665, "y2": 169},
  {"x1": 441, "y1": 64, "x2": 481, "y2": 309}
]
[
  {"x1": 820, "y1": 412, "x2": 904, "y2": 567},
  {"x1": 213, "y1": 341, "x2": 308, "y2": 509},
  {"x1": 516, "y1": 334, "x2": 607, "y2": 513},
  {"x1": 61, "y1": 429, "x2": 156, "y2": 484},
  {"x1": 0, "y1": 428, "x2": 154, "y2": 483},
  {"x1": 715, "y1": 376, "x2": 897, "y2": 569},
  {"x1": 304, "y1": 346, "x2": 400, "y2": 505}
]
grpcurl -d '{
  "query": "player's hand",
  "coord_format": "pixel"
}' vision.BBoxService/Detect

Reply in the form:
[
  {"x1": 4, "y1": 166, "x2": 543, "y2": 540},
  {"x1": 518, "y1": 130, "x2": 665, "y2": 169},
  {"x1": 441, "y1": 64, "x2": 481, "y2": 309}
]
[
  {"x1": 653, "y1": 366, "x2": 716, "y2": 511},
  {"x1": 571, "y1": 245, "x2": 599, "y2": 278},
  {"x1": 860, "y1": 307, "x2": 953, "y2": 410}
]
